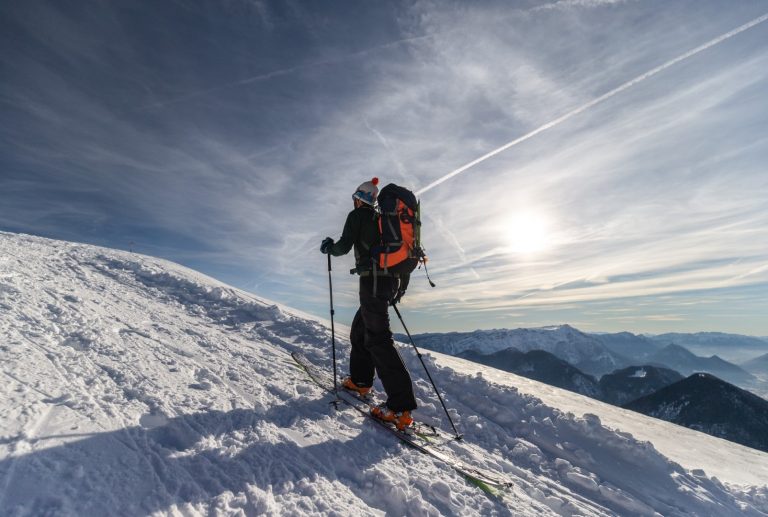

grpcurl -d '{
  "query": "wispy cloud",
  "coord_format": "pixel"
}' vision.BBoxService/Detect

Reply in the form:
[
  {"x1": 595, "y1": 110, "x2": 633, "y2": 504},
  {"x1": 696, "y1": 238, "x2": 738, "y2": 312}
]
[
  {"x1": 367, "y1": 2, "x2": 768, "y2": 333},
  {"x1": 416, "y1": 11, "x2": 768, "y2": 196},
  {"x1": 140, "y1": 30, "x2": 447, "y2": 111},
  {"x1": 2, "y1": 0, "x2": 768, "y2": 334},
  {"x1": 532, "y1": 0, "x2": 633, "y2": 12}
]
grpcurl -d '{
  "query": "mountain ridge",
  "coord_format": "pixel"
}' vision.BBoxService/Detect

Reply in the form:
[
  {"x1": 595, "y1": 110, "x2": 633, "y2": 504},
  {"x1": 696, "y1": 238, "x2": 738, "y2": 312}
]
[
  {"x1": 400, "y1": 327, "x2": 762, "y2": 393},
  {"x1": 742, "y1": 352, "x2": 768, "y2": 374},
  {"x1": 598, "y1": 365, "x2": 685, "y2": 406},
  {"x1": 457, "y1": 348, "x2": 602, "y2": 398},
  {"x1": 648, "y1": 343, "x2": 755, "y2": 385},
  {"x1": 625, "y1": 373, "x2": 768, "y2": 453},
  {"x1": 397, "y1": 325, "x2": 627, "y2": 376}
]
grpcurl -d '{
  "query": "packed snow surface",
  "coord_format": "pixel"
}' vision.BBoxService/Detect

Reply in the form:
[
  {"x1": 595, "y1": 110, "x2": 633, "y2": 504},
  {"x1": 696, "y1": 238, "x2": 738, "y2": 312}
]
[
  {"x1": 435, "y1": 354, "x2": 768, "y2": 487},
  {"x1": 1, "y1": 232, "x2": 766, "y2": 516}
]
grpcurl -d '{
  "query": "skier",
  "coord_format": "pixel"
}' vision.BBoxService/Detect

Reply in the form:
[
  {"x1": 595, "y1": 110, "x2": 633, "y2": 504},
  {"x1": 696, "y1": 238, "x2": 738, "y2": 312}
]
[{"x1": 321, "y1": 177, "x2": 418, "y2": 430}]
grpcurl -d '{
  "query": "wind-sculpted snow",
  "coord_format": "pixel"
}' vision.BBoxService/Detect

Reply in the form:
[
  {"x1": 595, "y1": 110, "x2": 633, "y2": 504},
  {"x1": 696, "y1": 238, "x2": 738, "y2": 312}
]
[{"x1": 1, "y1": 232, "x2": 766, "y2": 516}]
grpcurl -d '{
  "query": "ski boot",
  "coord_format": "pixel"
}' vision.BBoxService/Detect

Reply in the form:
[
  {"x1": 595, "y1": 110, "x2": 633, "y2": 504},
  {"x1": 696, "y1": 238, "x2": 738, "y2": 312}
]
[
  {"x1": 341, "y1": 377, "x2": 372, "y2": 398},
  {"x1": 371, "y1": 403, "x2": 414, "y2": 431}
]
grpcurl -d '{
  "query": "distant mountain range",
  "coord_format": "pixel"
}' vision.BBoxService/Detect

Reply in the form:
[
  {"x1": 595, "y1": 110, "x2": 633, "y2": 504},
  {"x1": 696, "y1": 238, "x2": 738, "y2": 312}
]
[
  {"x1": 454, "y1": 347, "x2": 684, "y2": 405},
  {"x1": 646, "y1": 344, "x2": 754, "y2": 385},
  {"x1": 625, "y1": 373, "x2": 768, "y2": 453},
  {"x1": 648, "y1": 332, "x2": 768, "y2": 358},
  {"x1": 401, "y1": 325, "x2": 759, "y2": 384},
  {"x1": 592, "y1": 332, "x2": 661, "y2": 363},
  {"x1": 741, "y1": 353, "x2": 768, "y2": 375},
  {"x1": 400, "y1": 324, "x2": 768, "y2": 452},
  {"x1": 457, "y1": 348, "x2": 602, "y2": 398},
  {"x1": 397, "y1": 324, "x2": 626, "y2": 376},
  {"x1": 599, "y1": 366, "x2": 684, "y2": 406}
]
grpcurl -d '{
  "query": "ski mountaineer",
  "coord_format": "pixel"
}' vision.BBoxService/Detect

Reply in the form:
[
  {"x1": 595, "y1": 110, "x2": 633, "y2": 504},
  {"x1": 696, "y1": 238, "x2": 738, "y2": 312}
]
[{"x1": 320, "y1": 177, "x2": 418, "y2": 430}]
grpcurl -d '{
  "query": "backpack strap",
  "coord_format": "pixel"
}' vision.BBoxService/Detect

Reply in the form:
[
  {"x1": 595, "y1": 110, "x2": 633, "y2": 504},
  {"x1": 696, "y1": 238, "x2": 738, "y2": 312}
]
[{"x1": 372, "y1": 259, "x2": 378, "y2": 297}]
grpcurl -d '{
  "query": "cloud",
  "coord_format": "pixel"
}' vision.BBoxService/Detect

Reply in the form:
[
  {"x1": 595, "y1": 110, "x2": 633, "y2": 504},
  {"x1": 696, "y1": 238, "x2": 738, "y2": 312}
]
[
  {"x1": 358, "y1": 2, "x2": 768, "y2": 331},
  {"x1": 2, "y1": 0, "x2": 768, "y2": 334},
  {"x1": 532, "y1": 0, "x2": 633, "y2": 12},
  {"x1": 416, "y1": 11, "x2": 768, "y2": 196}
]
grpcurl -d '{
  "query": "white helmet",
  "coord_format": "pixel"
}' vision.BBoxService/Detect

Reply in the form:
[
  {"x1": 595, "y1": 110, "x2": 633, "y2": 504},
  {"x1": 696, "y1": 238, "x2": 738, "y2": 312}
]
[{"x1": 352, "y1": 177, "x2": 379, "y2": 206}]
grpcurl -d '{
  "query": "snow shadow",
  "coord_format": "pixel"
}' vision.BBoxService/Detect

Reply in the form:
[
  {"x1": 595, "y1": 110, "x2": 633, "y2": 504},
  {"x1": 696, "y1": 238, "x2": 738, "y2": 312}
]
[
  {"x1": 92, "y1": 256, "x2": 328, "y2": 346},
  {"x1": 0, "y1": 405, "x2": 395, "y2": 516}
]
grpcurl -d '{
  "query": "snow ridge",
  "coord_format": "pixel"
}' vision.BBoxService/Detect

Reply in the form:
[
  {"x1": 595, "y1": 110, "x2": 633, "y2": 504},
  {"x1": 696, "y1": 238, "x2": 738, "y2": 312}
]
[{"x1": 1, "y1": 232, "x2": 766, "y2": 516}]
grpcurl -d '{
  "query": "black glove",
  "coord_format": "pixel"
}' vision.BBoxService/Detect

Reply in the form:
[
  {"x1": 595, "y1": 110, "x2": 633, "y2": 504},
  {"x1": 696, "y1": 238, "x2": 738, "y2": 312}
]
[
  {"x1": 320, "y1": 237, "x2": 334, "y2": 254},
  {"x1": 390, "y1": 274, "x2": 410, "y2": 305}
]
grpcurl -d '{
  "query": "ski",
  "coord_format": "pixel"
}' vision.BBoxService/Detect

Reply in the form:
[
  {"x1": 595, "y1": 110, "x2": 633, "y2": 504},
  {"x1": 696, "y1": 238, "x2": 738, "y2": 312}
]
[
  {"x1": 292, "y1": 352, "x2": 514, "y2": 493},
  {"x1": 301, "y1": 357, "x2": 447, "y2": 443}
]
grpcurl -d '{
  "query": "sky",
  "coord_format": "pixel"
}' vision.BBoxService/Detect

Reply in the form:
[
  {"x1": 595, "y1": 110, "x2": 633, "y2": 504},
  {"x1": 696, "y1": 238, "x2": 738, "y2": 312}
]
[{"x1": 2, "y1": 0, "x2": 768, "y2": 336}]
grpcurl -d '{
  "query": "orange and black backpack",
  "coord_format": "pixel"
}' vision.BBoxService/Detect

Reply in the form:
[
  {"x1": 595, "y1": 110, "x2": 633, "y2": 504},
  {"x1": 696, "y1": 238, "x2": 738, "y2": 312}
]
[{"x1": 372, "y1": 183, "x2": 426, "y2": 278}]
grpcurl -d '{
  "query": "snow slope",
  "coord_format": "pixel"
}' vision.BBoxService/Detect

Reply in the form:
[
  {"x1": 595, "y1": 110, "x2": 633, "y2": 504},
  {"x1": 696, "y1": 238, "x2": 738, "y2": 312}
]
[
  {"x1": 1, "y1": 232, "x2": 766, "y2": 516},
  {"x1": 434, "y1": 354, "x2": 768, "y2": 487}
]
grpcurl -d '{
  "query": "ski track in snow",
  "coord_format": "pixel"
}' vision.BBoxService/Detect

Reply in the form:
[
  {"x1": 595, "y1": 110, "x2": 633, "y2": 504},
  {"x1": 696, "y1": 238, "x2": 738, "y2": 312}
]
[{"x1": 0, "y1": 231, "x2": 766, "y2": 516}]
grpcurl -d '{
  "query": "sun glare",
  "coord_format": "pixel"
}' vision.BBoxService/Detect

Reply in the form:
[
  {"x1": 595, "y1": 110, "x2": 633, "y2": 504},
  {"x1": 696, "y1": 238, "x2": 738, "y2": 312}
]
[{"x1": 503, "y1": 212, "x2": 552, "y2": 255}]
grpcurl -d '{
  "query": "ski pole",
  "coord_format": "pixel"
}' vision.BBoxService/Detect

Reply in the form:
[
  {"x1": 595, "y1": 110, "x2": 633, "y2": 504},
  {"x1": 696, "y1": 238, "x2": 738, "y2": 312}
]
[
  {"x1": 327, "y1": 254, "x2": 339, "y2": 404},
  {"x1": 392, "y1": 303, "x2": 462, "y2": 440}
]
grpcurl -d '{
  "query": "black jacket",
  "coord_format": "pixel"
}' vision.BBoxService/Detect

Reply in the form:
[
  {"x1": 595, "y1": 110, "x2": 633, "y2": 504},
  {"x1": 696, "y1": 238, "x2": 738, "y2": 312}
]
[{"x1": 330, "y1": 205, "x2": 379, "y2": 269}]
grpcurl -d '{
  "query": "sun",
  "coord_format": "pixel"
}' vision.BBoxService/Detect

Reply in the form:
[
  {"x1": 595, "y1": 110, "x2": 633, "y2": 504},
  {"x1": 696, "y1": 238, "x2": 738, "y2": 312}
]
[{"x1": 503, "y1": 211, "x2": 552, "y2": 255}]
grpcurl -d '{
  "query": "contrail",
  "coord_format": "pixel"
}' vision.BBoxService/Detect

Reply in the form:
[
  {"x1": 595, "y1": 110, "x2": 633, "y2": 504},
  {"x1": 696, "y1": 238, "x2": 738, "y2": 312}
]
[
  {"x1": 139, "y1": 67, "x2": 304, "y2": 110},
  {"x1": 416, "y1": 12, "x2": 768, "y2": 196}
]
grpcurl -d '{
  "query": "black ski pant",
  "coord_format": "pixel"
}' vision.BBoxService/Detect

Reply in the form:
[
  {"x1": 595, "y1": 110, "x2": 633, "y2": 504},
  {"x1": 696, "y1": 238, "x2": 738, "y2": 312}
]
[{"x1": 349, "y1": 275, "x2": 417, "y2": 412}]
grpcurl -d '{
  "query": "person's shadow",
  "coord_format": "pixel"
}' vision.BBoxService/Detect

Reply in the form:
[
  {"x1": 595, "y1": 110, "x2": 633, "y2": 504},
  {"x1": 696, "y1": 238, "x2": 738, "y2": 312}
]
[{"x1": 0, "y1": 399, "x2": 397, "y2": 516}]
